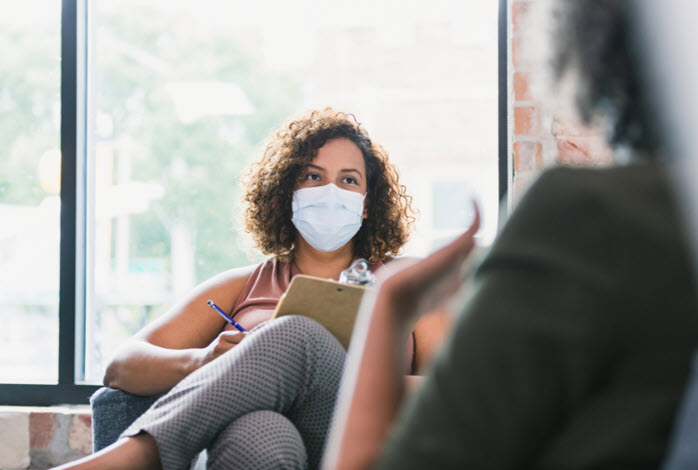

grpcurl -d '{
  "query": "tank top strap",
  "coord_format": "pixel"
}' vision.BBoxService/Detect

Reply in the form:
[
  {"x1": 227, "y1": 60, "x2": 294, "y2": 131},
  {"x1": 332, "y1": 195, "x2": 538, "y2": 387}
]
[{"x1": 230, "y1": 258, "x2": 297, "y2": 319}]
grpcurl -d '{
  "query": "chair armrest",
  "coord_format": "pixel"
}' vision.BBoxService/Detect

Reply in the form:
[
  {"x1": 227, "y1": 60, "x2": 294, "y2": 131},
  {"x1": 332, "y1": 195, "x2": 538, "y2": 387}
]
[
  {"x1": 662, "y1": 350, "x2": 698, "y2": 470},
  {"x1": 90, "y1": 387, "x2": 161, "y2": 452}
]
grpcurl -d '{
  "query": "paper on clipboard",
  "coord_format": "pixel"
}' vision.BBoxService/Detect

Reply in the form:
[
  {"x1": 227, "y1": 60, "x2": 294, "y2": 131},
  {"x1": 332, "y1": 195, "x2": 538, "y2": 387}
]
[{"x1": 272, "y1": 274, "x2": 367, "y2": 349}]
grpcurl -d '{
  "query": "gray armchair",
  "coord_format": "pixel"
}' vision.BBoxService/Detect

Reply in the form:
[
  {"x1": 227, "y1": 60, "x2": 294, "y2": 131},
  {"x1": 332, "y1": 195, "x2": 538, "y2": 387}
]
[
  {"x1": 90, "y1": 387, "x2": 161, "y2": 451},
  {"x1": 90, "y1": 387, "x2": 206, "y2": 469},
  {"x1": 662, "y1": 350, "x2": 698, "y2": 470}
]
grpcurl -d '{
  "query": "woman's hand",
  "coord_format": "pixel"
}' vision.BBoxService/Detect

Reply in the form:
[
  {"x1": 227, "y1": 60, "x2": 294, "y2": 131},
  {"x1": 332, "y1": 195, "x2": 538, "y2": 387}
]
[
  {"x1": 378, "y1": 204, "x2": 480, "y2": 323},
  {"x1": 324, "y1": 206, "x2": 480, "y2": 470},
  {"x1": 195, "y1": 330, "x2": 248, "y2": 369}
]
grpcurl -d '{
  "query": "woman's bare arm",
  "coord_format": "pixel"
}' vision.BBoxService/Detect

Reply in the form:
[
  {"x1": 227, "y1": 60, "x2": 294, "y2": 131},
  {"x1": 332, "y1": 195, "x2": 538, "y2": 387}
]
[
  {"x1": 103, "y1": 265, "x2": 256, "y2": 395},
  {"x1": 323, "y1": 209, "x2": 479, "y2": 470},
  {"x1": 400, "y1": 310, "x2": 453, "y2": 394},
  {"x1": 412, "y1": 308, "x2": 453, "y2": 374}
]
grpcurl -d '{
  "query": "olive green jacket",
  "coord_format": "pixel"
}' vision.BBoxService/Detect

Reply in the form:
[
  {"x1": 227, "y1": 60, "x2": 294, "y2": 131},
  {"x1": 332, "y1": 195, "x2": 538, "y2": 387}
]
[{"x1": 376, "y1": 164, "x2": 698, "y2": 470}]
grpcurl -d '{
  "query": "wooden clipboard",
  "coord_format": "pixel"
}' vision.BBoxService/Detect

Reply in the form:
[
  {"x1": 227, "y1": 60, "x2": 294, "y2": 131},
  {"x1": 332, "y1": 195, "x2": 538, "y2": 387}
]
[{"x1": 272, "y1": 274, "x2": 367, "y2": 349}]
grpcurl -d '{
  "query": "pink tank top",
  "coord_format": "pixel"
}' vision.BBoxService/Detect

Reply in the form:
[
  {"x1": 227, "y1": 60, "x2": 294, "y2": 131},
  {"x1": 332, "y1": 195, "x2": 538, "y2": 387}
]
[{"x1": 227, "y1": 257, "x2": 416, "y2": 373}]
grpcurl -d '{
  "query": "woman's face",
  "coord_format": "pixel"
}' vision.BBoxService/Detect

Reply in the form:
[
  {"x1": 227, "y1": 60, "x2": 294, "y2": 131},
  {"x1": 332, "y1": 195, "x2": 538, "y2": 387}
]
[{"x1": 297, "y1": 137, "x2": 368, "y2": 196}]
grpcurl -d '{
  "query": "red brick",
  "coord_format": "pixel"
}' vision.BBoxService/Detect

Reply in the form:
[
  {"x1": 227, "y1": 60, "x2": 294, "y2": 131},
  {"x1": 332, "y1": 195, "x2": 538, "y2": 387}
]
[
  {"x1": 512, "y1": 2, "x2": 531, "y2": 32},
  {"x1": 513, "y1": 171, "x2": 537, "y2": 200},
  {"x1": 513, "y1": 71, "x2": 532, "y2": 101},
  {"x1": 514, "y1": 106, "x2": 541, "y2": 135},
  {"x1": 512, "y1": 36, "x2": 523, "y2": 69},
  {"x1": 69, "y1": 413, "x2": 93, "y2": 455},
  {"x1": 76, "y1": 414, "x2": 92, "y2": 428},
  {"x1": 514, "y1": 141, "x2": 543, "y2": 172},
  {"x1": 29, "y1": 412, "x2": 56, "y2": 449}
]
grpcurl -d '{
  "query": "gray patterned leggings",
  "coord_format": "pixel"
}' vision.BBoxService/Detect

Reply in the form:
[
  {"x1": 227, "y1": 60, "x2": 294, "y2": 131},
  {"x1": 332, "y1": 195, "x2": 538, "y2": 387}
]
[{"x1": 122, "y1": 315, "x2": 346, "y2": 470}]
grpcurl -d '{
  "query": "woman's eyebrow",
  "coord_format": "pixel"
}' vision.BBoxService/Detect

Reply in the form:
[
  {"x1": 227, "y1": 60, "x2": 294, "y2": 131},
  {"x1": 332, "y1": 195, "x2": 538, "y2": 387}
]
[
  {"x1": 341, "y1": 168, "x2": 363, "y2": 178},
  {"x1": 306, "y1": 163, "x2": 325, "y2": 172}
]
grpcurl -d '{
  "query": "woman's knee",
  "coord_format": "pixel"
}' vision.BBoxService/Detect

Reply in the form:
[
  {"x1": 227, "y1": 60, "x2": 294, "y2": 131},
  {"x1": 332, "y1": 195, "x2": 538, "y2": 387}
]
[
  {"x1": 207, "y1": 411, "x2": 307, "y2": 470},
  {"x1": 249, "y1": 315, "x2": 341, "y2": 352},
  {"x1": 262, "y1": 315, "x2": 326, "y2": 336}
]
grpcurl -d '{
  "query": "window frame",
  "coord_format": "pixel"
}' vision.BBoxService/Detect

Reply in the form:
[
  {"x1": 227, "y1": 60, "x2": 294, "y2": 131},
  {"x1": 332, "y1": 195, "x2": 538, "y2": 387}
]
[{"x1": 0, "y1": 0, "x2": 510, "y2": 406}]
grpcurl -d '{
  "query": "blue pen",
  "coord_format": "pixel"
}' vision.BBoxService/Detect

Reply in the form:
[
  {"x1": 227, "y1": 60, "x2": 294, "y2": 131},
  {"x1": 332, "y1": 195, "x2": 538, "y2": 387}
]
[{"x1": 207, "y1": 300, "x2": 247, "y2": 332}]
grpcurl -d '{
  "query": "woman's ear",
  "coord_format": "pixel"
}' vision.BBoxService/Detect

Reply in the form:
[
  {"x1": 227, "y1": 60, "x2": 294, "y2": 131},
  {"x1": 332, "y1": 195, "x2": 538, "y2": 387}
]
[{"x1": 362, "y1": 196, "x2": 369, "y2": 220}]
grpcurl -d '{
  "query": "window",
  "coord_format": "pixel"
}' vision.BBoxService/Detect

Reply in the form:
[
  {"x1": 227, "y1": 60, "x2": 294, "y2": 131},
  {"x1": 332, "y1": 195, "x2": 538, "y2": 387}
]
[
  {"x1": 0, "y1": 2, "x2": 61, "y2": 384},
  {"x1": 0, "y1": 0, "x2": 509, "y2": 404}
]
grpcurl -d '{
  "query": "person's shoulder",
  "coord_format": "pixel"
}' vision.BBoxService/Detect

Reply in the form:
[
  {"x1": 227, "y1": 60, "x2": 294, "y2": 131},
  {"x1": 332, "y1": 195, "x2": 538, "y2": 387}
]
[
  {"x1": 489, "y1": 166, "x2": 632, "y2": 271},
  {"x1": 490, "y1": 162, "x2": 674, "y2": 277},
  {"x1": 511, "y1": 163, "x2": 667, "y2": 222},
  {"x1": 529, "y1": 162, "x2": 665, "y2": 201},
  {"x1": 205, "y1": 261, "x2": 265, "y2": 290}
]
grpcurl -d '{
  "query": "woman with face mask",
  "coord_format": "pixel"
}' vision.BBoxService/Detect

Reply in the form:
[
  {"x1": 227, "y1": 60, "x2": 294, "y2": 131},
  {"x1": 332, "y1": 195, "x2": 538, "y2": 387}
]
[{"x1": 56, "y1": 108, "x2": 445, "y2": 470}]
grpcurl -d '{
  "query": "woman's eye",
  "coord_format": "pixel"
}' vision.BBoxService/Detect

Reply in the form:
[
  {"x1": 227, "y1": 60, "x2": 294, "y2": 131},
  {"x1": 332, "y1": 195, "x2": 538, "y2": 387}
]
[
  {"x1": 306, "y1": 173, "x2": 321, "y2": 181},
  {"x1": 342, "y1": 176, "x2": 358, "y2": 185}
]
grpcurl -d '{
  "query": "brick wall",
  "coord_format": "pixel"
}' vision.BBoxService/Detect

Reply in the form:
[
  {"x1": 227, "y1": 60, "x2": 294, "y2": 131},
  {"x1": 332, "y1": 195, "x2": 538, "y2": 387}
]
[
  {"x1": 0, "y1": 407, "x2": 91, "y2": 470},
  {"x1": 511, "y1": 0, "x2": 613, "y2": 199}
]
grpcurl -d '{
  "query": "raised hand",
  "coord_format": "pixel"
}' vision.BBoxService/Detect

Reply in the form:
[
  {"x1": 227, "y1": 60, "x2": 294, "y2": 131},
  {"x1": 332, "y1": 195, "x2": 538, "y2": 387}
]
[
  {"x1": 379, "y1": 203, "x2": 480, "y2": 323},
  {"x1": 324, "y1": 204, "x2": 480, "y2": 470}
]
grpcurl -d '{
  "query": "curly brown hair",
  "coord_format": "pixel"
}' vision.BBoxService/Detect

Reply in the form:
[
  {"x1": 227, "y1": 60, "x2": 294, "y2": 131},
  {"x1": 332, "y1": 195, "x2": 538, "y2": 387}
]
[{"x1": 241, "y1": 107, "x2": 415, "y2": 263}]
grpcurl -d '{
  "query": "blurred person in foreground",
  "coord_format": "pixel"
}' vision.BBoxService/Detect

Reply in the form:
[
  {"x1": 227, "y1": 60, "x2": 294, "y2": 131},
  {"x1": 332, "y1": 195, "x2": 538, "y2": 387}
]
[{"x1": 322, "y1": 1, "x2": 698, "y2": 469}]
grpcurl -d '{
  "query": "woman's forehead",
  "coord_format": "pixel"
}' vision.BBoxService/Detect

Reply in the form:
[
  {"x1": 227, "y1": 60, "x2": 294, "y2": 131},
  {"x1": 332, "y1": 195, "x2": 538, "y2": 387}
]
[{"x1": 311, "y1": 138, "x2": 365, "y2": 170}]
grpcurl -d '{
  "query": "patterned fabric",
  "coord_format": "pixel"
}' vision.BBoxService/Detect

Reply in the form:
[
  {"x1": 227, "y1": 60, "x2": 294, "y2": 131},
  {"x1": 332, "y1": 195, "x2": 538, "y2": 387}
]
[
  {"x1": 207, "y1": 411, "x2": 307, "y2": 470},
  {"x1": 122, "y1": 316, "x2": 346, "y2": 470}
]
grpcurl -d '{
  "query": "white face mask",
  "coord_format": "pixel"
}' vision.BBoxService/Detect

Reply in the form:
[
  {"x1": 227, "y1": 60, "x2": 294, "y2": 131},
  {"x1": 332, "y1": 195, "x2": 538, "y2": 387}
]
[{"x1": 291, "y1": 183, "x2": 366, "y2": 252}]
